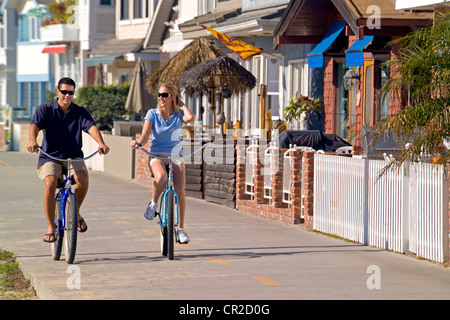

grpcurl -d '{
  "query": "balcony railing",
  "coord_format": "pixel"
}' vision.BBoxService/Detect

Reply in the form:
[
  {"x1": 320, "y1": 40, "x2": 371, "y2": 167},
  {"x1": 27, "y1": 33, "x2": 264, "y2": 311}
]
[{"x1": 40, "y1": 24, "x2": 79, "y2": 42}]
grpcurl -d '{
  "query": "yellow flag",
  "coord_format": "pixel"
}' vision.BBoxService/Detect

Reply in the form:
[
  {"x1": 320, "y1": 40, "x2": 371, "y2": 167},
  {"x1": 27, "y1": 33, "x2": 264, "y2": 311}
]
[{"x1": 203, "y1": 25, "x2": 263, "y2": 61}]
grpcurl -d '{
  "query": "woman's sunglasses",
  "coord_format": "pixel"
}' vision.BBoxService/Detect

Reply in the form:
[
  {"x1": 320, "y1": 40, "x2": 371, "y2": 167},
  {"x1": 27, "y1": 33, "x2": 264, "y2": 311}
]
[
  {"x1": 59, "y1": 90, "x2": 75, "y2": 96},
  {"x1": 157, "y1": 92, "x2": 171, "y2": 98}
]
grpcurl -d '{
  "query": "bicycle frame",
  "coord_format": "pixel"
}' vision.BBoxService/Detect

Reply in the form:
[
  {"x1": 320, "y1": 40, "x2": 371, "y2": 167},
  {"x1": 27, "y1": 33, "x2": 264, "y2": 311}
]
[
  {"x1": 37, "y1": 148, "x2": 100, "y2": 236},
  {"x1": 136, "y1": 141, "x2": 213, "y2": 231}
]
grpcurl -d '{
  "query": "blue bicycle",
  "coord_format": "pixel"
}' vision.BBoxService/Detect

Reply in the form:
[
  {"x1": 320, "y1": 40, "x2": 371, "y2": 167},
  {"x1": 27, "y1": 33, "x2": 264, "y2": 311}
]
[
  {"x1": 37, "y1": 147, "x2": 100, "y2": 264},
  {"x1": 136, "y1": 140, "x2": 213, "y2": 260}
]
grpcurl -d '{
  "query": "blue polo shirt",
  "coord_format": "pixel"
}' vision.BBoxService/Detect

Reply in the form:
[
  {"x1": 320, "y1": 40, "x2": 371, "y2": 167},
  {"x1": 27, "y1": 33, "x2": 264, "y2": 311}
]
[
  {"x1": 31, "y1": 99, "x2": 96, "y2": 168},
  {"x1": 144, "y1": 108, "x2": 185, "y2": 155}
]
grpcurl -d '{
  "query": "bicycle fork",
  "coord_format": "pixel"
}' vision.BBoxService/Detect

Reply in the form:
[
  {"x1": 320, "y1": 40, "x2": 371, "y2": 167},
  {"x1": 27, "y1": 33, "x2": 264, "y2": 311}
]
[
  {"x1": 157, "y1": 188, "x2": 179, "y2": 230},
  {"x1": 55, "y1": 190, "x2": 66, "y2": 237},
  {"x1": 54, "y1": 178, "x2": 74, "y2": 237}
]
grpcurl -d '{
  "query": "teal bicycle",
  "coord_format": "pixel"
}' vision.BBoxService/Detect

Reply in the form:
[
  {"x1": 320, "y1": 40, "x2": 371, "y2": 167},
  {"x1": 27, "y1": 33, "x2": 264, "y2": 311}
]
[
  {"x1": 136, "y1": 140, "x2": 213, "y2": 260},
  {"x1": 37, "y1": 147, "x2": 100, "y2": 264}
]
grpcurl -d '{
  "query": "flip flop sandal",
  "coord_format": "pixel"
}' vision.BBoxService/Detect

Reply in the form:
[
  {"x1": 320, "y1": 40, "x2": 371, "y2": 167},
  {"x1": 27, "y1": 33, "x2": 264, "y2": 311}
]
[
  {"x1": 78, "y1": 217, "x2": 88, "y2": 233},
  {"x1": 43, "y1": 233, "x2": 56, "y2": 243}
]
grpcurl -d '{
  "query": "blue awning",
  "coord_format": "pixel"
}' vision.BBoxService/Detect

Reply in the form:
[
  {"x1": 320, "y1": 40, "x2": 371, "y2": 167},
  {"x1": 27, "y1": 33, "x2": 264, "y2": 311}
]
[
  {"x1": 308, "y1": 20, "x2": 347, "y2": 68},
  {"x1": 345, "y1": 36, "x2": 374, "y2": 67}
]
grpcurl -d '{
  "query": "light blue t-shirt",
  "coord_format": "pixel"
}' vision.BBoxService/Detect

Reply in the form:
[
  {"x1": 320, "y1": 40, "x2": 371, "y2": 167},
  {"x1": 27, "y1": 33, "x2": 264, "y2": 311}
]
[{"x1": 144, "y1": 108, "x2": 185, "y2": 154}]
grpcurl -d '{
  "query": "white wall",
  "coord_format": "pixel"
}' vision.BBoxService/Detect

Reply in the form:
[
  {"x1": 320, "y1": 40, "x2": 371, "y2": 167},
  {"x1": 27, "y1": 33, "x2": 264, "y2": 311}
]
[
  {"x1": 16, "y1": 44, "x2": 49, "y2": 78},
  {"x1": 395, "y1": 0, "x2": 448, "y2": 9}
]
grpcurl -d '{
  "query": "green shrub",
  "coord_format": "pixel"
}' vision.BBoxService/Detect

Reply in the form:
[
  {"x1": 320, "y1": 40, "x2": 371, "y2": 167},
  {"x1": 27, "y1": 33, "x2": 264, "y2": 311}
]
[{"x1": 74, "y1": 83, "x2": 130, "y2": 131}]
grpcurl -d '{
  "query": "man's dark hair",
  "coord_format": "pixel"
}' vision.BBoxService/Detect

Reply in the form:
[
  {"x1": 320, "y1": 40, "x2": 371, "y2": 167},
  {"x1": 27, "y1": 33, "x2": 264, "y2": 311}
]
[{"x1": 57, "y1": 77, "x2": 76, "y2": 90}]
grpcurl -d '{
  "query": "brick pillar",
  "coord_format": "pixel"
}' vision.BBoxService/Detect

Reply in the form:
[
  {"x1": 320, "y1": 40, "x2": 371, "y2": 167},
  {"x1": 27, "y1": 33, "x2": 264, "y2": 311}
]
[
  {"x1": 135, "y1": 133, "x2": 153, "y2": 185},
  {"x1": 271, "y1": 148, "x2": 284, "y2": 207},
  {"x1": 236, "y1": 142, "x2": 250, "y2": 201},
  {"x1": 323, "y1": 56, "x2": 337, "y2": 135},
  {"x1": 253, "y1": 144, "x2": 265, "y2": 204},
  {"x1": 352, "y1": 145, "x2": 363, "y2": 156},
  {"x1": 289, "y1": 149, "x2": 303, "y2": 222},
  {"x1": 303, "y1": 151, "x2": 315, "y2": 229}
]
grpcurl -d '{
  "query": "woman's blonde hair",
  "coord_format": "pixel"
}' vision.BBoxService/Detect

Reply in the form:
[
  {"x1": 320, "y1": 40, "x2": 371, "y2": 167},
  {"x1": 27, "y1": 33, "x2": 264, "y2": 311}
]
[{"x1": 157, "y1": 83, "x2": 180, "y2": 115}]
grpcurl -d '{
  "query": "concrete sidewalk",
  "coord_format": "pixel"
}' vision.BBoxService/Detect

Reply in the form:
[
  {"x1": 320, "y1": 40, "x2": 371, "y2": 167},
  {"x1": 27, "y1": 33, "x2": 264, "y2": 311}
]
[{"x1": 1, "y1": 151, "x2": 450, "y2": 301}]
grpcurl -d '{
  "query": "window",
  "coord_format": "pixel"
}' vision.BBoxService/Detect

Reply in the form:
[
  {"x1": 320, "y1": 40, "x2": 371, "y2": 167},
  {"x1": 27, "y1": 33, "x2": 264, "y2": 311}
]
[
  {"x1": 120, "y1": 0, "x2": 129, "y2": 20},
  {"x1": 363, "y1": 60, "x2": 374, "y2": 126},
  {"x1": 21, "y1": 83, "x2": 29, "y2": 106},
  {"x1": 249, "y1": 55, "x2": 283, "y2": 134},
  {"x1": 0, "y1": 13, "x2": 4, "y2": 48},
  {"x1": 287, "y1": 60, "x2": 309, "y2": 129},
  {"x1": 19, "y1": 15, "x2": 29, "y2": 41},
  {"x1": 133, "y1": 0, "x2": 143, "y2": 19},
  {"x1": 267, "y1": 58, "x2": 280, "y2": 118},
  {"x1": 119, "y1": 74, "x2": 128, "y2": 84},
  {"x1": 20, "y1": 16, "x2": 40, "y2": 42},
  {"x1": 0, "y1": 25, "x2": 4, "y2": 49},
  {"x1": 251, "y1": 56, "x2": 262, "y2": 132},
  {"x1": 377, "y1": 64, "x2": 389, "y2": 121},
  {"x1": 101, "y1": 0, "x2": 112, "y2": 5},
  {"x1": 337, "y1": 63, "x2": 349, "y2": 139},
  {"x1": 32, "y1": 83, "x2": 39, "y2": 107},
  {"x1": 288, "y1": 60, "x2": 308, "y2": 100},
  {"x1": 199, "y1": 0, "x2": 215, "y2": 15}
]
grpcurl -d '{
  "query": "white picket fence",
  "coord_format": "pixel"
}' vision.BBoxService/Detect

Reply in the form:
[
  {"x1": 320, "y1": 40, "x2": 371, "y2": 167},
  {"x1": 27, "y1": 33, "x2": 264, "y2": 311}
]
[{"x1": 314, "y1": 154, "x2": 449, "y2": 263}]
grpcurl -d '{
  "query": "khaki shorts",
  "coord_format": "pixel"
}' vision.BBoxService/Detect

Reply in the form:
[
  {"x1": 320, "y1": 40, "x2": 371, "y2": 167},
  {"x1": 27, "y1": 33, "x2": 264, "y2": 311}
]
[{"x1": 37, "y1": 160, "x2": 88, "y2": 182}]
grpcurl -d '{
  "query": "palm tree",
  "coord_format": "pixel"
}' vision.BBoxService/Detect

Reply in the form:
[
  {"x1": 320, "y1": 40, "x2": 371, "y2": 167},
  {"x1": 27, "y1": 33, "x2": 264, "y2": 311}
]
[{"x1": 371, "y1": 10, "x2": 449, "y2": 171}]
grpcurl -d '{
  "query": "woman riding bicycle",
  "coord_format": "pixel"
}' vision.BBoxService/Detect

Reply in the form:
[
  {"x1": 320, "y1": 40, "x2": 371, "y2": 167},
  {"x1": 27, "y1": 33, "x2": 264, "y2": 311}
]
[{"x1": 131, "y1": 83, "x2": 195, "y2": 244}]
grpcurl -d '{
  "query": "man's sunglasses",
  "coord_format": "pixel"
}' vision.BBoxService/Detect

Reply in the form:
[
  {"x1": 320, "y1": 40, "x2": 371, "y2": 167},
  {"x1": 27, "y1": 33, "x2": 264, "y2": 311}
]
[
  {"x1": 59, "y1": 90, "x2": 75, "y2": 96},
  {"x1": 157, "y1": 92, "x2": 171, "y2": 98}
]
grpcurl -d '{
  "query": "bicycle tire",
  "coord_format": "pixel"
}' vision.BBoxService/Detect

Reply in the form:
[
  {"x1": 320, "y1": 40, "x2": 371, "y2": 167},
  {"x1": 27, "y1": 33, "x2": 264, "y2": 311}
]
[
  {"x1": 51, "y1": 196, "x2": 63, "y2": 260},
  {"x1": 167, "y1": 189, "x2": 175, "y2": 260},
  {"x1": 160, "y1": 226, "x2": 168, "y2": 256},
  {"x1": 64, "y1": 193, "x2": 78, "y2": 264}
]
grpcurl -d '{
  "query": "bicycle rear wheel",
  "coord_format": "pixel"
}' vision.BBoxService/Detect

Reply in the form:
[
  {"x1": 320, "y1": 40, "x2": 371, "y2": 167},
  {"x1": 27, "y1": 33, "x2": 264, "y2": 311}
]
[
  {"x1": 51, "y1": 196, "x2": 63, "y2": 260},
  {"x1": 64, "y1": 193, "x2": 78, "y2": 264}
]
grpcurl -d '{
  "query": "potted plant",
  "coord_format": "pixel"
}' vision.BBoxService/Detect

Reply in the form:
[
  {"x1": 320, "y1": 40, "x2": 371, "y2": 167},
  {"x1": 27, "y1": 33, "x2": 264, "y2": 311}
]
[
  {"x1": 284, "y1": 94, "x2": 323, "y2": 129},
  {"x1": 41, "y1": 0, "x2": 76, "y2": 26}
]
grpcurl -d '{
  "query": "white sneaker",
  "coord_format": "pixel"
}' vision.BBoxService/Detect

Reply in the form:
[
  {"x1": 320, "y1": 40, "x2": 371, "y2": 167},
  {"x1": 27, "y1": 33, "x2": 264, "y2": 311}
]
[
  {"x1": 144, "y1": 201, "x2": 157, "y2": 220},
  {"x1": 177, "y1": 228, "x2": 190, "y2": 244}
]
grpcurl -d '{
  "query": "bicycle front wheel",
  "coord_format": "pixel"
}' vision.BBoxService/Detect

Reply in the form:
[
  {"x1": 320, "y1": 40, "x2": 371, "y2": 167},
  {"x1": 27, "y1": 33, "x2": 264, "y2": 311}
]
[
  {"x1": 64, "y1": 193, "x2": 78, "y2": 264},
  {"x1": 51, "y1": 196, "x2": 63, "y2": 260},
  {"x1": 166, "y1": 189, "x2": 175, "y2": 260},
  {"x1": 160, "y1": 226, "x2": 168, "y2": 256}
]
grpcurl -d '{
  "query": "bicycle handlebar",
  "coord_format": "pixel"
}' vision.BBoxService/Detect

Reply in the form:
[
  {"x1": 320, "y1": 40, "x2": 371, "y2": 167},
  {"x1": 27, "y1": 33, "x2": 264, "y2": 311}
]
[
  {"x1": 135, "y1": 137, "x2": 215, "y2": 160},
  {"x1": 37, "y1": 147, "x2": 100, "y2": 162}
]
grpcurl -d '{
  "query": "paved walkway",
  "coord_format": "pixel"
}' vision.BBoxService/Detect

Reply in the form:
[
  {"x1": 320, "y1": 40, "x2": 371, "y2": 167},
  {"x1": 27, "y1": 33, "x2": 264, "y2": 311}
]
[{"x1": 1, "y1": 151, "x2": 450, "y2": 302}]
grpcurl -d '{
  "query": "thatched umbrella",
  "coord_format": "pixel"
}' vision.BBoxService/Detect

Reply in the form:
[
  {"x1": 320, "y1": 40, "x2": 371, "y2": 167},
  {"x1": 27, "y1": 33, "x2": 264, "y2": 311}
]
[
  {"x1": 178, "y1": 55, "x2": 256, "y2": 130},
  {"x1": 178, "y1": 55, "x2": 256, "y2": 96},
  {"x1": 145, "y1": 37, "x2": 225, "y2": 94}
]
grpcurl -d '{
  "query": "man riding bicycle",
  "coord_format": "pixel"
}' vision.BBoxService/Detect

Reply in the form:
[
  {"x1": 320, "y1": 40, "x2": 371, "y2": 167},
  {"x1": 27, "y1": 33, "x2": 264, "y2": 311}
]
[{"x1": 27, "y1": 77, "x2": 109, "y2": 243}]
